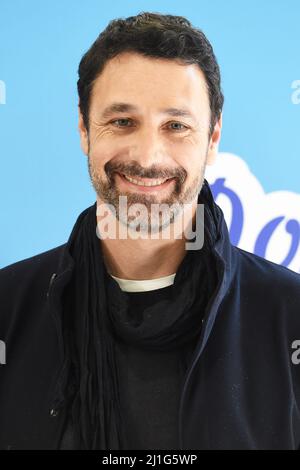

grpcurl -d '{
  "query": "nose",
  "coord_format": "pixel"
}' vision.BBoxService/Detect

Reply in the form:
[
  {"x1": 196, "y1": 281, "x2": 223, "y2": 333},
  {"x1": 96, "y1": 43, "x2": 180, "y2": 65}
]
[{"x1": 128, "y1": 126, "x2": 167, "y2": 170}]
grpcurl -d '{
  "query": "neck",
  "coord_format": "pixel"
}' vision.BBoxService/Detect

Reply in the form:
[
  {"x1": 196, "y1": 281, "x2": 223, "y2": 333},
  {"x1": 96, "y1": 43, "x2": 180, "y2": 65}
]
[{"x1": 96, "y1": 198, "x2": 198, "y2": 280}]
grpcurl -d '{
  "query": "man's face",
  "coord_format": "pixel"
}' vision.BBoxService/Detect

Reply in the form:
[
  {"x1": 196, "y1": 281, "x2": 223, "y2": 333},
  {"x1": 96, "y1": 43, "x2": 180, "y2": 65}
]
[{"x1": 78, "y1": 51, "x2": 221, "y2": 234}]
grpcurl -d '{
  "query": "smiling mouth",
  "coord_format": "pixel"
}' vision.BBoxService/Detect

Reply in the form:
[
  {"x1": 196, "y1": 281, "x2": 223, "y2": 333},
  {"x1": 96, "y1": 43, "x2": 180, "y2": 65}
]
[{"x1": 115, "y1": 172, "x2": 176, "y2": 188}]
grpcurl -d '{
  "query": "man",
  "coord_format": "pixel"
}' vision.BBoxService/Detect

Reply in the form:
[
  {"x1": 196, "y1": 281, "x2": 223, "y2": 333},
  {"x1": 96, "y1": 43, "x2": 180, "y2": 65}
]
[{"x1": 0, "y1": 12, "x2": 300, "y2": 450}]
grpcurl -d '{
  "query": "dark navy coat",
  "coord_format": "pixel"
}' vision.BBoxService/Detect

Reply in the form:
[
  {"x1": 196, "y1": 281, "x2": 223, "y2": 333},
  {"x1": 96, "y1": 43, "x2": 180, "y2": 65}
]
[{"x1": 1, "y1": 182, "x2": 300, "y2": 449}]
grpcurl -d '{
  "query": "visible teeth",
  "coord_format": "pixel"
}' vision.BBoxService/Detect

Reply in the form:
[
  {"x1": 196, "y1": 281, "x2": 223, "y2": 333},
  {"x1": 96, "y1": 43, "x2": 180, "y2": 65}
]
[{"x1": 122, "y1": 174, "x2": 169, "y2": 187}]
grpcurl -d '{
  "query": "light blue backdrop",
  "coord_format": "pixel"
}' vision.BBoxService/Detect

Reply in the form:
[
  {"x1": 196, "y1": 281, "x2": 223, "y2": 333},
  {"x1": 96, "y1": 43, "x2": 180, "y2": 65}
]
[{"x1": 0, "y1": 0, "x2": 299, "y2": 267}]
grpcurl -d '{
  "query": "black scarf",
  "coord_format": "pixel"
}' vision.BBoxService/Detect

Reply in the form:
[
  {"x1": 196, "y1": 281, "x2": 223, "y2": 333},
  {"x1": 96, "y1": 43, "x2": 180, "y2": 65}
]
[{"x1": 53, "y1": 179, "x2": 221, "y2": 450}]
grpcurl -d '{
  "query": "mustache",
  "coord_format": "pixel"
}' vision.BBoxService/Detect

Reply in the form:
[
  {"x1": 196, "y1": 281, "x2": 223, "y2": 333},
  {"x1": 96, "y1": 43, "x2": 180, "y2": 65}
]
[{"x1": 104, "y1": 160, "x2": 187, "y2": 184}]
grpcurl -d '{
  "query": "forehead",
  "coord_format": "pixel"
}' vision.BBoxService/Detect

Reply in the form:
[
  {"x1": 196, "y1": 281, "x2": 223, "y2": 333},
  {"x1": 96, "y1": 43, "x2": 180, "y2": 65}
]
[{"x1": 90, "y1": 52, "x2": 210, "y2": 114}]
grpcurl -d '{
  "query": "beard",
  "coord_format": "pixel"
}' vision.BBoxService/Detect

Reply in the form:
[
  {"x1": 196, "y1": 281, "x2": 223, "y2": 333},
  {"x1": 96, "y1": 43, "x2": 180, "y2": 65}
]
[{"x1": 87, "y1": 155, "x2": 206, "y2": 236}]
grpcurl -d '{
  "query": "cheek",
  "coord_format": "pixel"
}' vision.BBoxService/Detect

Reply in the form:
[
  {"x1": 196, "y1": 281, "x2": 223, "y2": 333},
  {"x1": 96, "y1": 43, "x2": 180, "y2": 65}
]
[
  {"x1": 167, "y1": 134, "x2": 206, "y2": 160},
  {"x1": 175, "y1": 148, "x2": 206, "y2": 173},
  {"x1": 89, "y1": 143, "x2": 115, "y2": 169}
]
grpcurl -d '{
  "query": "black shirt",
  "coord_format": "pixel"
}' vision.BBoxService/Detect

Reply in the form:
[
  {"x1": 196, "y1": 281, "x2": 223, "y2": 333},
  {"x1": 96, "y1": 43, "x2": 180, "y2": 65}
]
[{"x1": 113, "y1": 284, "x2": 197, "y2": 450}]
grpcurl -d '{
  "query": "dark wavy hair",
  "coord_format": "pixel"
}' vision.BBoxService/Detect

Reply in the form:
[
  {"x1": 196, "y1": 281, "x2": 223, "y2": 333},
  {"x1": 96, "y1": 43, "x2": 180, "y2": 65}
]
[{"x1": 77, "y1": 11, "x2": 224, "y2": 138}]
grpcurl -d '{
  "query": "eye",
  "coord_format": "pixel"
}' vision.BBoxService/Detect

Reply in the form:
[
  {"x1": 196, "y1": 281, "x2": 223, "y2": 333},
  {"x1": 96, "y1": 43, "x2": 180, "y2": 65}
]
[
  {"x1": 110, "y1": 118, "x2": 133, "y2": 127},
  {"x1": 109, "y1": 119, "x2": 188, "y2": 131},
  {"x1": 167, "y1": 122, "x2": 188, "y2": 131}
]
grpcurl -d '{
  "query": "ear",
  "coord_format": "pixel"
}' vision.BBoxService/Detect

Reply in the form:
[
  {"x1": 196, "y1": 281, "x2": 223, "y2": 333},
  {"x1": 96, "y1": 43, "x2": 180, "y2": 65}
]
[
  {"x1": 78, "y1": 105, "x2": 89, "y2": 156},
  {"x1": 206, "y1": 113, "x2": 222, "y2": 166}
]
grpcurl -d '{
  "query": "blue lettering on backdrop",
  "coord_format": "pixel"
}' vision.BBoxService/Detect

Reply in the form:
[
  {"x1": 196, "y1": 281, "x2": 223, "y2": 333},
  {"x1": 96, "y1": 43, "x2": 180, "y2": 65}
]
[
  {"x1": 210, "y1": 178, "x2": 244, "y2": 246},
  {"x1": 254, "y1": 217, "x2": 300, "y2": 267},
  {"x1": 209, "y1": 177, "x2": 300, "y2": 270}
]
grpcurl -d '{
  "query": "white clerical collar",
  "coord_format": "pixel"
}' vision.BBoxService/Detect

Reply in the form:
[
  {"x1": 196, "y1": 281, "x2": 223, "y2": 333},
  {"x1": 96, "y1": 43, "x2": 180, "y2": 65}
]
[{"x1": 109, "y1": 272, "x2": 176, "y2": 292}]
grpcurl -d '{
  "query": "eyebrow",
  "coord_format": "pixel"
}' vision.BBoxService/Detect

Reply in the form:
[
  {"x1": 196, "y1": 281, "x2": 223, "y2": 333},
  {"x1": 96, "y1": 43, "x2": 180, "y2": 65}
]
[{"x1": 100, "y1": 102, "x2": 196, "y2": 122}]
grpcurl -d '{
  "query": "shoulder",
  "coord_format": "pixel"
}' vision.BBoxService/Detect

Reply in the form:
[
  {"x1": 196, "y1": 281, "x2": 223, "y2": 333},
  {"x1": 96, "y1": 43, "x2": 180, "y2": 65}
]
[
  {"x1": 0, "y1": 244, "x2": 66, "y2": 287},
  {"x1": 0, "y1": 245, "x2": 66, "y2": 328},
  {"x1": 233, "y1": 246, "x2": 300, "y2": 323},
  {"x1": 235, "y1": 246, "x2": 300, "y2": 289}
]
